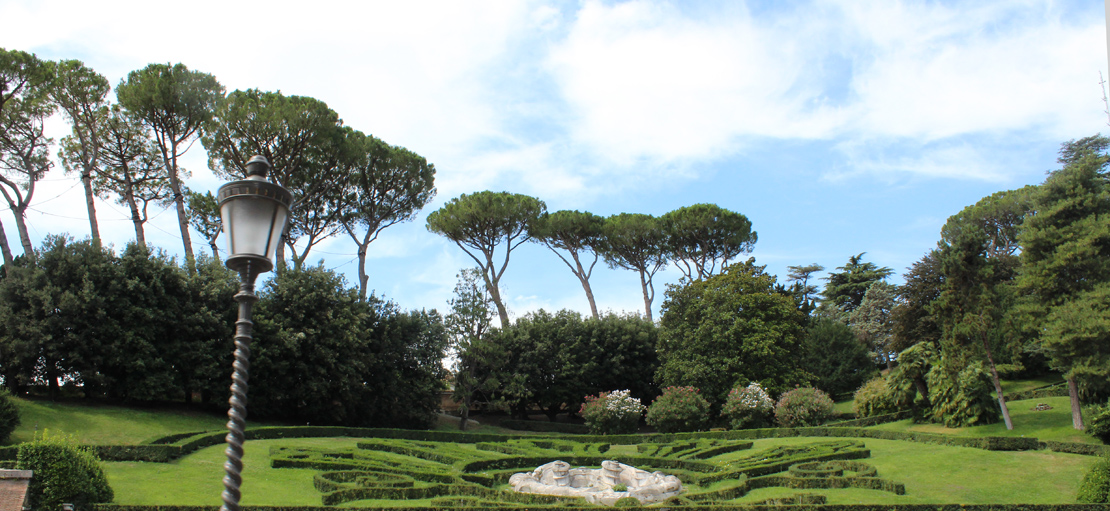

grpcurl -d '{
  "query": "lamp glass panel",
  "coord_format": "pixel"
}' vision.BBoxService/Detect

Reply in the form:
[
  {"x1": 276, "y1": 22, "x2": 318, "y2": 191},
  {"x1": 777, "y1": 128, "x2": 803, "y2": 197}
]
[{"x1": 221, "y1": 196, "x2": 281, "y2": 258}]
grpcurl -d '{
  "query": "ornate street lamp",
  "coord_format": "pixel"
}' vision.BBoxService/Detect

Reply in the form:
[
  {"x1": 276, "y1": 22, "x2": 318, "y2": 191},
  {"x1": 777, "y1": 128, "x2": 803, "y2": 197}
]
[{"x1": 216, "y1": 155, "x2": 292, "y2": 511}]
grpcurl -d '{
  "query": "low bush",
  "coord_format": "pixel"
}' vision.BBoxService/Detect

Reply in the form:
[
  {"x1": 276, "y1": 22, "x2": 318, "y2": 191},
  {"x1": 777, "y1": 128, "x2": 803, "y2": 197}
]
[
  {"x1": 775, "y1": 387, "x2": 835, "y2": 427},
  {"x1": 721, "y1": 382, "x2": 774, "y2": 430},
  {"x1": 0, "y1": 388, "x2": 19, "y2": 443},
  {"x1": 646, "y1": 386, "x2": 711, "y2": 433},
  {"x1": 580, "y1": 390, "x2": 645, "y2": 435},
  {"x1": 1077, "y1": 453, "x2": 1110, "y2": 503},
  {"x1": 853, "y1": 377, "x2": 901, "y2": 418},
  {"x1": 1085, "y1": 400, "x2": 1110, "y2": 443},
  {"x1": 17, "y1": 432, "x2": 113, "y2": 511}
]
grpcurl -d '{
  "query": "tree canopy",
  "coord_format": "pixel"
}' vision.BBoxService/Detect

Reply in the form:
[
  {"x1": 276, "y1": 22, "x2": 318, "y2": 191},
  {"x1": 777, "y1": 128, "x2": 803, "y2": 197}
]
[
  {"x1": 530, "y1": 210, "x2": 606, "y2": 319},
  {"x1": 660, "y1": 203, "x2": 756, "y2": 281},
  {"x1": 426, "y1": 191, "x2": 546, "y2": 326},
  {"x1": 657, "y1": 259, "x2": 807, "y2": 407}
]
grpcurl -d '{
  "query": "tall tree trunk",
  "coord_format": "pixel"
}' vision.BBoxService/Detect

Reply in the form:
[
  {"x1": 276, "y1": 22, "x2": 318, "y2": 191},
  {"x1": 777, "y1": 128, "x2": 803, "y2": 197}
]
[
  {"x1": 167, "y1": 150, "x2": 194, "y2": 269},
  {"x1": 572, "y1": 255, "x2": 600, "y2": 320},
  {"x1": 982, "y1": 333, "x2": 1013, "y2": 430},
  {"x1": 124, "y1": 187, "x2": 145, "y2": 247},
  {"x1": 13, "y1": 206, "x2": 34, "y2": 258},
  {"x1": 0, "y1": 218, "x2": 13, "y2": 267},
  {"x1": 487, "y1": 280, "x2": 509, "y2": 328},
  {"x1": 913, "y1": 377, "x2": 931, "y2": 408},
  {"x1": 81, "y1": 170, "x2": 100, "y2": 242},
  {"x1": 1068, "y1": 376, "x2": 1085, "y2": 430},
  {"x1": 639, "y1": 269, "x2": 654, "y2": 322}
]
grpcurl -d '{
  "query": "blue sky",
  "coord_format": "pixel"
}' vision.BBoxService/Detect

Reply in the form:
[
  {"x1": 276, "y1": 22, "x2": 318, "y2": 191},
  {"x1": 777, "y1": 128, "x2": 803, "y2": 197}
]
[{"x1": 1, "y1": 0, "x2": 1107, "y2": 321}]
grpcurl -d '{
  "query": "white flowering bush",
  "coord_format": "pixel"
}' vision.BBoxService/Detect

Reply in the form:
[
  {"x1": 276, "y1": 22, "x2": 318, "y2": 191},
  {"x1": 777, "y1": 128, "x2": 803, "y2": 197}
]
[
  {"x1": 722, "y1": 382, "x2": 775, "y2": 429},
  {"x1": 579, "y1": 390, "x2": 645, "y2": 435}
]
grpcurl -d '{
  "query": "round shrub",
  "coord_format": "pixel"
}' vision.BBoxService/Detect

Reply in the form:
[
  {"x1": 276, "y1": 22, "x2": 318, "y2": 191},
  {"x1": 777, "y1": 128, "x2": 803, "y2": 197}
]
[
  {"x1": 645, "y1": 386, "x2": 711, "y2": 433},
  {"x1": 0, "y1": 388, "x2": 20, "y2": 443},
  {"x1": 852, "y1": 377, "x2": 900, "y2": 418},
  {"x1": 1086, "y1": 400, "x2": 1110, "y2": 444},
  {"x1": 775, "y1": 387, "x2": 835, "y2": 427},
  {"x1": 1077, "y1": 453, "x2": 1110, "y2": 503},
  {"x1": 614, "y1": 496, "x2": 641, "y2": 507},
  {"x1": 17, "y1": 432, "x2": 113, "y2": 511},
  {"x1": 722, "y1": 382, "x2": 775, "y2": 429},
  {"x1": 580, "y1": 390, "x2": 645, "y2": 435}
]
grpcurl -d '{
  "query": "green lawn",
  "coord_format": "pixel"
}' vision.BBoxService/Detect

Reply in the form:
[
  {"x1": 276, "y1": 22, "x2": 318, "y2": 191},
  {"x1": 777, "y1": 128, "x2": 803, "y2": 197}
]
[
  {"x1": 8, "y1": 397, "x2": 231, "y2": 445},
  {"x1": 870, "y1": 396, "x2": 1095, "y2": 444},
  {"x1": 101, "y1": 434, "x2": 1096, "y2": 506}
]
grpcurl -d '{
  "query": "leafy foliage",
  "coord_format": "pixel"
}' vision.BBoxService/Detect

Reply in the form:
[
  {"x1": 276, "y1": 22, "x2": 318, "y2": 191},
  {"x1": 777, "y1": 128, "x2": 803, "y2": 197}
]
[
  {"x1": 646, "y1": 386, "x2": 711, "y2": 433},
  {"x1": 1085, "y1": 399, "x2": 1110, "y2": 444},
  {"x1": 426, "y1": 191, "x2": 546, "y2": 326},
  {"x1": 852, "y1": 377, "x2": 900, "y2": 418},
  {"x1": 17, "y1": 432, "x2": 113, "y2": 511},
  {"x1": 1077, "y1": 453, "x2": 1110, "y2": 504},
  {"x1": 819, "y1": 253, "x2": 893, "y2": 316},
  {"x1": 252, "y1": 265, "x2": 448, "y2": 428},
  {"x1": 848, "y1": 282, "x2": 898, "y2": 368},
  {"x1": 722, "y1": 382, "x2": 774, "y2": 429},
  {"x1": 800, "y1": 318, "x2": 876, "y2": 397},
  {"x1": 657, "y1": 259, "x2": 806, "y2": 405},
  {"x1": 0, "y1": 388, "x2": 18, "y2": 442},
  {"x1": 925, "y1": 358, "x2": 999, "y2": 428},
  {"x1": 580, "y1": 389, "x2": 645, "y2": 435},
  {"x1": 489, "y1": 309, "x2": 658, "y2": 421},
  {"x1": 774, "y1": 387, "x2": 835, "y2": 427},
  {"x1": 529, "y1": 210, "x2": 606, "y2": 318},
  {"x1": 597, "y1": 213, "x2": 668, "y2": 321},
  {"x1": 659, "y1": 203, "x2": 756, "y2": 281}
]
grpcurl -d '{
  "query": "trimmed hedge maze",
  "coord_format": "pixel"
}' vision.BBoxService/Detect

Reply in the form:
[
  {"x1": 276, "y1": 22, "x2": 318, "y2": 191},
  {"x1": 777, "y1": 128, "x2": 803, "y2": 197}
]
[{"x1": 266, "y1": 436, "x2": 903, "y2": 507}]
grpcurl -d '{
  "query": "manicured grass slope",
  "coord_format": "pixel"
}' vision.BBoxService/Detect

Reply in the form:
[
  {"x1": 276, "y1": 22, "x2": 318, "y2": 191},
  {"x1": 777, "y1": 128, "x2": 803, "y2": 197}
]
[
  {"x1": 871, "y1": 396, "x2": 1096, "y2": 444},
  {"x1": 8, "y1": 397, "x2": 229, "y2": 445}
]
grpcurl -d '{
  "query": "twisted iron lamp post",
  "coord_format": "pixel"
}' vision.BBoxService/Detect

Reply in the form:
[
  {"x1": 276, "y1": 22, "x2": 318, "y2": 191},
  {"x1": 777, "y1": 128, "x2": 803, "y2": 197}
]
[{"x1": 217, "y1": 155, "x2": 292, "y2": 511}]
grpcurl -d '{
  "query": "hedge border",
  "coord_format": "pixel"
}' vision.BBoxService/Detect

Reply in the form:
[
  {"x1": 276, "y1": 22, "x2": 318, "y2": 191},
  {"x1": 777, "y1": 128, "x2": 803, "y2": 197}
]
[
  {"x1": 13, "y1": 423, "x2": 1102, "y2": 463},
  {"x1": 93, "y1": 505, "x2": 1110, "y2": 511}
]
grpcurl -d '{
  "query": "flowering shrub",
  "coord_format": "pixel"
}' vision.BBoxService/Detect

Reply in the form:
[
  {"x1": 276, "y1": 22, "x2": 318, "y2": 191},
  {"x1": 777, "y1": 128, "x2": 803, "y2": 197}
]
[
  {"x1": 775, "y1": 387, "x2": 835, "y2": 427},
  {"x1": 579, "y1": 390, "x2": 645, "y2": 435},
  {"x1": 722, "y1": 382, "x2": 775, "y2": 429},
  {"x1": 645, "y1": 386, "x2": 711, "y2": 433}
]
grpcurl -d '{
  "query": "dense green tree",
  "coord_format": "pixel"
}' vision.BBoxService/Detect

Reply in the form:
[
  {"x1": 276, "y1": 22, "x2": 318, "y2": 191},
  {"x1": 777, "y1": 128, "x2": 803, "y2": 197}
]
[
  {"x1": 446, "y1": 268, "x2": 496, "y2": 430},
  {"x1": 1055, "y1": 133, "x2": 1108, "y2": 171},
  {"x1": 185, "y1": 189, "x2": 221, "y2": 256},
  {"x1": 341, "y1": 133, "x2": 436, "y2": 300},
  {"x1": 1018, "y1": 151, "x2": 1110, "y2": 429},
  {"x1": 800, "y1": 318, "x2": 877, "y2": 398},
  {"x1": 530, "y1": 210, "x2": 606, "y2": 319},
  {"x1": 51, "y1": 59, "x2": 110, "y2": 242},
  {"x1": 0, "y1": 48, "x2": 56, "y2": 260},
  {"x1": 657, "y1": 259, "x2": 807, "y2": 407},
  {"x1": 0, "y1": 236, "x2": 119, "y2": 399},
  {"x1": 116, "y1": 62, "x2": 224, "y2": 267},
  {"x1": 490, "y1": 309, "x2": 658, "y2": 421},
  {"x1": 659, "y1": 203, "x2": 756, "y2": 281},
  {"x1": 251, "y1": 265, "x2": 447, "y2": 428},
  {"x1": 203, "y1": 89, "x2": 351, "y2": 269},
  {"x1": 426, "y1": 191, "x2": 546, "y2": 326},
  {"x1": 848, "y1": 281, "x2": 898, "y2": 369},
  {"x1": 890, "y1": 250, "x2": 943, "y2": 354},
  {"x1": 820, "y1": 253, "x2": 893, "y2": 317},
  {"x1": 786, "y1": 263, "x2": 824, "y2": 312},
  {"x1": 597, "y1": 213, "x2": 668, "y2": 321}
]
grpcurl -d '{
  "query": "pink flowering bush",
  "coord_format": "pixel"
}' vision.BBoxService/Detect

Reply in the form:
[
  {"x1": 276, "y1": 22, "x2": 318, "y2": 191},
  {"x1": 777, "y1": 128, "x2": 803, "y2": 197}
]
[
  {"x1": 775, "y1": 387, "x2": 835, "y2": 427},
  {"x1": 580, "y1": 390, "x2": 645, "y2": 435},
  {"x1": 645, "y1": 386, "x2": 711, "y2": 433},
  {"x1": 722, "y1": 382, "x2": 775, "y2": 429}
]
